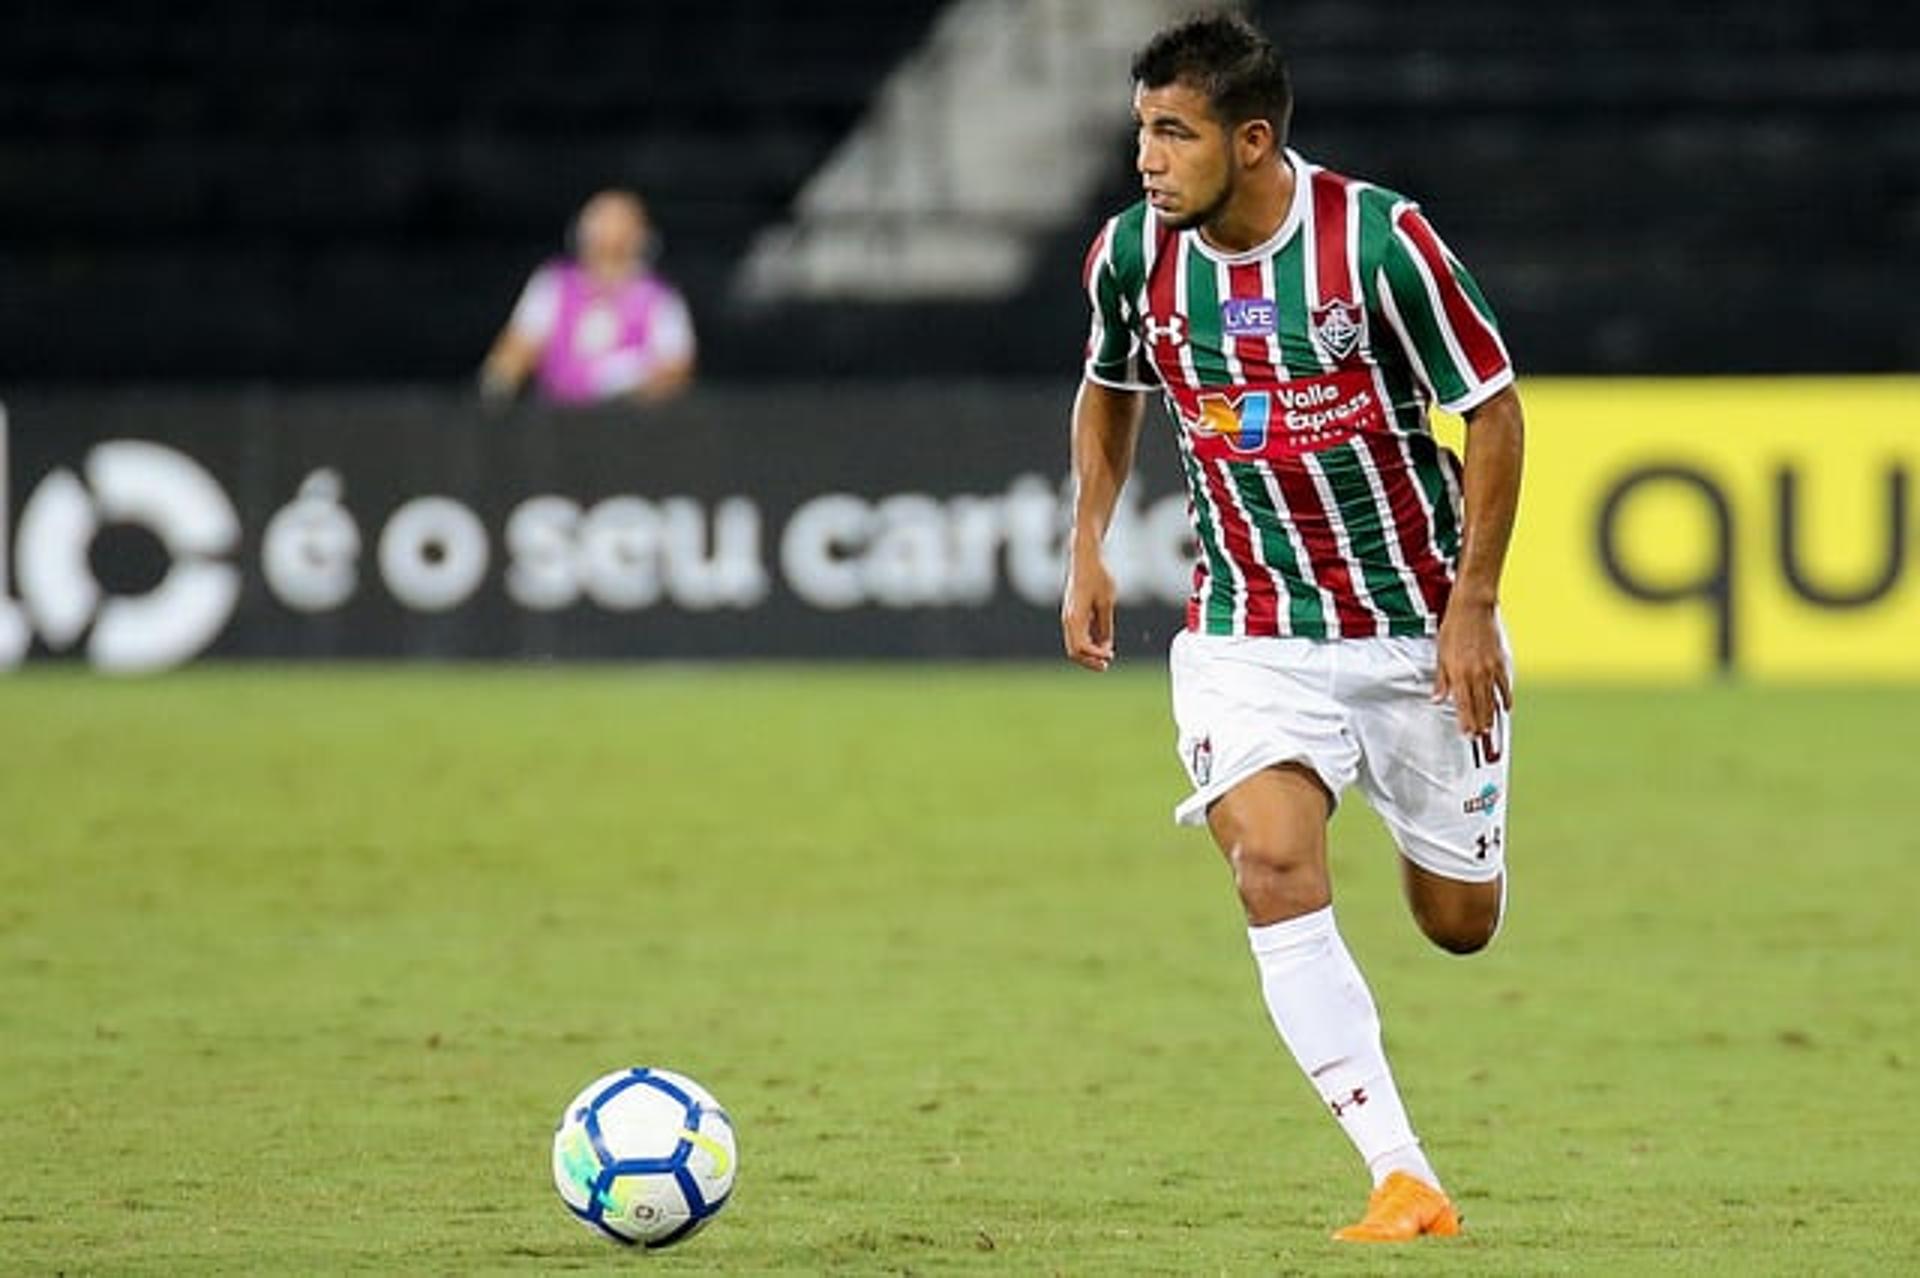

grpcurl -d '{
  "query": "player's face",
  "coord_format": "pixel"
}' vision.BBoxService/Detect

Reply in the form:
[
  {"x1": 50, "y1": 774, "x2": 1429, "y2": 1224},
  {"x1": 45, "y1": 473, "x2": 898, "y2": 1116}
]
[{"x1": 1133, "y1": 81, "x2": 1233, "y2": 230}]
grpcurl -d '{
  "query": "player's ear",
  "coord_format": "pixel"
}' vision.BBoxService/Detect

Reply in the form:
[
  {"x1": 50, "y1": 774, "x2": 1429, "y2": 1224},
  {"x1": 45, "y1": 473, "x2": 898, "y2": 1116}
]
[{"x1": 1235, "y1": 118, "x2": 1275, "y2": 168}]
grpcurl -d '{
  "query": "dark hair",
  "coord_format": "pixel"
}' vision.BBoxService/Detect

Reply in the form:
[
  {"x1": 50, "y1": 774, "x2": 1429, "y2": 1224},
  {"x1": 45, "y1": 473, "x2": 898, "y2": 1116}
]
[{"x1": 1131, "y1": 11, "x2": 1292, "y2": 142}]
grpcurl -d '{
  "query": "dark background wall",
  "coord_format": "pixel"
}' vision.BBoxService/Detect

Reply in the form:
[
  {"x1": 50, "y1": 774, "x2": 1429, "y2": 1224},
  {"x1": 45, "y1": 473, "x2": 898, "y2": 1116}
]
[{"x1": 5, "y1": 0, "x2": 1918, "y2": 385}]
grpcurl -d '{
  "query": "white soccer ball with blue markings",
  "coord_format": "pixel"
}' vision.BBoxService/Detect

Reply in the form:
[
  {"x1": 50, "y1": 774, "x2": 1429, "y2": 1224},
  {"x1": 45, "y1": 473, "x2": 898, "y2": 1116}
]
[{"x1": 551, "y1": 1067, "x2": 737, "y2": 1248}]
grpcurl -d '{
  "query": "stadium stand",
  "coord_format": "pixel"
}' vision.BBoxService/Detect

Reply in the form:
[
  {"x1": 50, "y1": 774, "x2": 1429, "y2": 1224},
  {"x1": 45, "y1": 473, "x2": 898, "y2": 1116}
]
[
  {"x1": 1253, "y1": 0, "x2": 1920, "y2": 375},
  {"x1": 1, "y1": 0, "x2": 947, "y2": 381},
  {"x1": 3, "y1": 0, "x2": 1916, "y2": 382}
]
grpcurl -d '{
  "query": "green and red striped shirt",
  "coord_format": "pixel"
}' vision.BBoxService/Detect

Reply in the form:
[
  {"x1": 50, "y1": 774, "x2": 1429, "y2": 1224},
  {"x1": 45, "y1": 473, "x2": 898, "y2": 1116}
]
[{"x1": 1083, "y1": 150, "x2": 1514, "y2": 639}]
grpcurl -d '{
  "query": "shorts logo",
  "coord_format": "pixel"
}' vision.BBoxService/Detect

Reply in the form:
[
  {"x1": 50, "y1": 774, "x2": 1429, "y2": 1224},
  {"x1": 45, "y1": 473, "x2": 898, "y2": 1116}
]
[
  {"x1": 1310, "y1": 299, "x2": 1365, "y2": 362},
  {"x1": 1463, "y1": 782, "x2": 1501, "y2": 816},
  {"x1": 1189, "y1": 735, "x2": 1213, "y2": 786},
  {"x1": 1221, "y1": 296, "x2": 1276, "y2": 337}
]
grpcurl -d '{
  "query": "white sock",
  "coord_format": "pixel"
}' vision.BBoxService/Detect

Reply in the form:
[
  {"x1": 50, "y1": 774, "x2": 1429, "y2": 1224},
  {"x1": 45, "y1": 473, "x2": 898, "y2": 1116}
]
[{"x1": 1247, "y1": 907, "x2": 1440, "y2": 1190}]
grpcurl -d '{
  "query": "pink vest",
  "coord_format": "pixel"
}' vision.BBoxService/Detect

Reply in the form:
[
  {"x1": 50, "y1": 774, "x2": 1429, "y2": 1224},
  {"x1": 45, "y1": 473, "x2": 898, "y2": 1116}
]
[{"x1": 535, "y1": 261, "x2": 679, "y2": 404}]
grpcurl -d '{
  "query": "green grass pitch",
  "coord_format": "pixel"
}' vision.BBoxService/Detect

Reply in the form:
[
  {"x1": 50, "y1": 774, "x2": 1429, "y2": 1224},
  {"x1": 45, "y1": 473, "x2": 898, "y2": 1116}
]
[{"x1": 2, "y1": 666, "x2": 1916, "y2": 1274}]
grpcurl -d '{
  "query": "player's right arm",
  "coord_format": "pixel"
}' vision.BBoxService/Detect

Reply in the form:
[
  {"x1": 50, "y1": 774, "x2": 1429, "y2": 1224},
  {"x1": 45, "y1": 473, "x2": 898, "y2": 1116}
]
[
  {"x1": 1062, "y1": 379, "x2": 1146, "y2": 672},
  {"x1": 1066, "y1": 211, "x2": 1156, "y2": 670}
]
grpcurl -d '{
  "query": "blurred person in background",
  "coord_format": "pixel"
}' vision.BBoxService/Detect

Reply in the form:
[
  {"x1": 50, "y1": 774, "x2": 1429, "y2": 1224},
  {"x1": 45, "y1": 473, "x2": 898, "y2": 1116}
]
[{"x1": 480, "y1": 189, "x2": 696, "y2": 407}]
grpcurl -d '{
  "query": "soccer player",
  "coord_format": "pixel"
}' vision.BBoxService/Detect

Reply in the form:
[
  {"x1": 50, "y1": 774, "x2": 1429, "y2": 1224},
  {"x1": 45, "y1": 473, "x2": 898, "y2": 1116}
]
[{"x1": 1062, "y1": 13, "x2": 1524, "y2": 1243}]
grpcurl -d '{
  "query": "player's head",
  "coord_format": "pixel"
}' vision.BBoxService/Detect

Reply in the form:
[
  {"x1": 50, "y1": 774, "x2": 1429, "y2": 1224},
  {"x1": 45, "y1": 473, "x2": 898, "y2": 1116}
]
[
  {"x1": 573, "y1": 189, "x2": 652, "y2": 279},
  {"x1": 1129, "y1": 13, "x2": 1292, "y2": 230}
]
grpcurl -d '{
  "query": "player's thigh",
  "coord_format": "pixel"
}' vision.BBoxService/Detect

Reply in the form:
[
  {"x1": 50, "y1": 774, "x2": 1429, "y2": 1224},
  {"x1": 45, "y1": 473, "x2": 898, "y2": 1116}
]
[
  {"x1": 1168, "y1": 630, "x2": 1359, "y2": 829},
  {"x1": 1205, "y1": 762, "x2": 1334, "y2": 870},
  {"x1": 1206, "y1": 763, "x2": 1336, "y2": 921}
]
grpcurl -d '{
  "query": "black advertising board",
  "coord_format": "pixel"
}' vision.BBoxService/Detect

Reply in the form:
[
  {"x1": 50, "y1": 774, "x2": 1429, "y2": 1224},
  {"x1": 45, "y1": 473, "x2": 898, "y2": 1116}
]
[{"x1": 0, "y1": 387, "x2": 1195, "y2": 669}]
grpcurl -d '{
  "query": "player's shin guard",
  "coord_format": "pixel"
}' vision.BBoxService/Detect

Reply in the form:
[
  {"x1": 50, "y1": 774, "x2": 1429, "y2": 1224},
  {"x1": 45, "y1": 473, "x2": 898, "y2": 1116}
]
[{"x1": 1247, "y1": 906, "x2": 1438, "y2": 1189}]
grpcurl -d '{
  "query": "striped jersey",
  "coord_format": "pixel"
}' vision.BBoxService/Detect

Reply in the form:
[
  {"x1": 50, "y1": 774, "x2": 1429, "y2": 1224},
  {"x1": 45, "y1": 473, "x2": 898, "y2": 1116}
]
[{"x1": 1082, "y1": 149, "x2": 1514, "y2": 639}]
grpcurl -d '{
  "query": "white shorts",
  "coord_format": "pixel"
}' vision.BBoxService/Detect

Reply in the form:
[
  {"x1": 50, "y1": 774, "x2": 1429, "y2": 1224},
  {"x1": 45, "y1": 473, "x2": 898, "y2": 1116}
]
[{"x1": 1169, "y1": 629, "x2": 1511, "y2": 883}]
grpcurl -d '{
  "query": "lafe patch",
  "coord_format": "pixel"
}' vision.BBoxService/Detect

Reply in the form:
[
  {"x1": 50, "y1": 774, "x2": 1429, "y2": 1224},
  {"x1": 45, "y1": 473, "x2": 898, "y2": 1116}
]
[{"x1": 1221, "y1": 296, "x2": 1277, "y2": 338}]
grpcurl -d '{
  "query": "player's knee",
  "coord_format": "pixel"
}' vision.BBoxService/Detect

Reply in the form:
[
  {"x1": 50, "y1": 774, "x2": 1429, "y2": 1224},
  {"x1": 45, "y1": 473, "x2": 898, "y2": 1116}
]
[{"x1": 1225, "y1": 837, "x2": 1328, "y2": 921}]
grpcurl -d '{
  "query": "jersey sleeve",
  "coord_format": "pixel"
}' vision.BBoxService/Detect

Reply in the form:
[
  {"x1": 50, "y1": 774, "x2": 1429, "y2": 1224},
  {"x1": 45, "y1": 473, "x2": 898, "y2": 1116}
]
[
  {"x1": 1375, "y1": 204, "x2": 1513, "y2": 414},
  {"x1": 1082, "y1": 219, "x2": 1157, "y2": 392}
]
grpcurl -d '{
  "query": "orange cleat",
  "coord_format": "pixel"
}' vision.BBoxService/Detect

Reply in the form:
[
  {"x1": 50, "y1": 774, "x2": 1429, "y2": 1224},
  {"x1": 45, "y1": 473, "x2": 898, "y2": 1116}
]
[{"x1": 1331, "y1": 1171, "x2": 1461, "y2": 1242}]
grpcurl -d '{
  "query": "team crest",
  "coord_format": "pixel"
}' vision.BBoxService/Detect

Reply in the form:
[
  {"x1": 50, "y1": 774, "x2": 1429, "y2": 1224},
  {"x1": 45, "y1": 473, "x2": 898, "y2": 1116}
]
[{"x1": 1309, "y1": 299, "x2": 1365, "y2": 362}]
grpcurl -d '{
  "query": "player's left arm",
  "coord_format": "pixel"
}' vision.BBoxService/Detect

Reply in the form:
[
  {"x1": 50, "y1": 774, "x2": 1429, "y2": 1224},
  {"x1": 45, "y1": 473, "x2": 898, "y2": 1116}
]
[
  {"x1": 1434, "y1": 384, "x2": 1524, "y2": 737},
  {"x1": 1373, "y1": 200, "x2": 1523, "y2": 737}
]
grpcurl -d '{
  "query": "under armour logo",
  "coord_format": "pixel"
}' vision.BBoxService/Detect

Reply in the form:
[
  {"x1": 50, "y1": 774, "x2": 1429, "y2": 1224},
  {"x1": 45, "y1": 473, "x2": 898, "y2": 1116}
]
[
  {"x1": 1475, "y1": 829, "x2": 1503, "y2": 861},
  {"x1": 1329, "y1": 1087, "x2": 1368, "y2": 1117},
  {"x1": 1143, "y1": 314, "x2": 1185, "y2": 346}
]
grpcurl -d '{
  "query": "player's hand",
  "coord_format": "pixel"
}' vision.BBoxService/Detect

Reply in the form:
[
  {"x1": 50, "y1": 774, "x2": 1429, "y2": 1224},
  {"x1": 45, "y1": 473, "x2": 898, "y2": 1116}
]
[
  {"x1": 1433, "y1": 598, "x2": 1510, "y2": 737},
  {"x1": 1061, "y1": 550, "x2": 1118, "y2": 672}
]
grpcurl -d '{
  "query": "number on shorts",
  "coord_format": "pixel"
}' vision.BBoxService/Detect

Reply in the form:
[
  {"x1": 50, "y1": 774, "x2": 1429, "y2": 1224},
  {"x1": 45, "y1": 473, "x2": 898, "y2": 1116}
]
[{"x1": 1470, "y1": 716, "x2": 1504, "y2": 768}]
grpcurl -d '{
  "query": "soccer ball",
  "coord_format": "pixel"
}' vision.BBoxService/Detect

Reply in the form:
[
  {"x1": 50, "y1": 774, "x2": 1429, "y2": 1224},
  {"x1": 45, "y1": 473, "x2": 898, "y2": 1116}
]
[{"x1": 551, "y1": 1067, "x2": 737, "y2": 1248}]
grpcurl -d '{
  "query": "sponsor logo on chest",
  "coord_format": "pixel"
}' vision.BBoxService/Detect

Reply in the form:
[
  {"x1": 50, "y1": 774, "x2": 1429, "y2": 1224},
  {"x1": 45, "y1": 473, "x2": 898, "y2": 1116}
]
[{"x1": 1182, "y1": 367, "x2": 1388, "y2": 459}]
